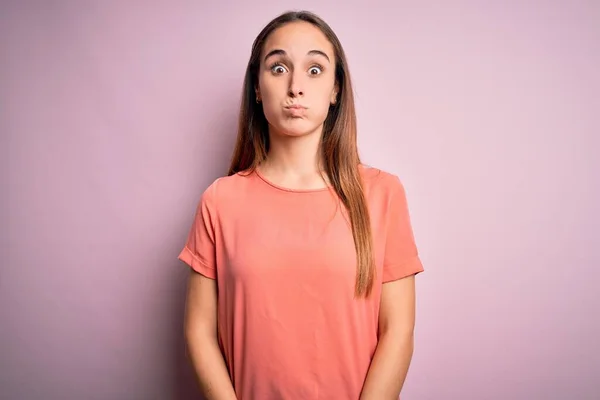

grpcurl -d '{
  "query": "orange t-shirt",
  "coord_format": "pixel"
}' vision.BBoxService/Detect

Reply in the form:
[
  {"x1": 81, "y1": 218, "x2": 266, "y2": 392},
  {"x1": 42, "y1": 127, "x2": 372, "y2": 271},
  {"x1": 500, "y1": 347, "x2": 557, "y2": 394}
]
[{"x1": 178, "y1": 165, "x2": 424, "y2": 399}]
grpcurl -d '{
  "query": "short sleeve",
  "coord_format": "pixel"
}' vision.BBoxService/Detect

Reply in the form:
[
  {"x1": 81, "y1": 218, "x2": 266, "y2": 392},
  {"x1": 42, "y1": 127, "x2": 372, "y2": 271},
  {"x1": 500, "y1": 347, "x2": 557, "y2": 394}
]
[
  {"x1": 177, "y1": 183, "x2": 218, "y2": 279},
  {"x1": 382, "y1": 176, "x2": 424, "y2": 283}
]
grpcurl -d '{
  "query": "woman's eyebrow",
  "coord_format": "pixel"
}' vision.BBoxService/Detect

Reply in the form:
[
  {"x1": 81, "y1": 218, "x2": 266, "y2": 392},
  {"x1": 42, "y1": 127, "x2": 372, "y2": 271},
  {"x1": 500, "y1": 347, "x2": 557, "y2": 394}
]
[
  {"x1": 263, "y1": 49, "x2": 331, "y2": 63},
  {"x1": 307, "y1": 50, "x2": 330, "y2": 63}
]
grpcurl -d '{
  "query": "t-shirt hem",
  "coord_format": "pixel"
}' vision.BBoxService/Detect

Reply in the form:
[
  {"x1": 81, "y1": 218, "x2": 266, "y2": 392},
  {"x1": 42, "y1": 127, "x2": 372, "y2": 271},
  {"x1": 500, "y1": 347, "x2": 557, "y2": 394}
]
[
  {"x1": 178, "y1": 246, "x2": 217, "y2": 279},
  {"x1": 382, "y1": 255, "x2": 424, "y2": 283}
]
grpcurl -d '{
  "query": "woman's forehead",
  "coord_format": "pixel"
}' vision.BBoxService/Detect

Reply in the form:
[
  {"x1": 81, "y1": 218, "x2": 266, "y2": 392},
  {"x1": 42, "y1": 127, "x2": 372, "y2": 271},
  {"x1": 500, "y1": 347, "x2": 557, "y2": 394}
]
[{"x1": 262, "y1": 21, "x2": 334, "y2": 60}]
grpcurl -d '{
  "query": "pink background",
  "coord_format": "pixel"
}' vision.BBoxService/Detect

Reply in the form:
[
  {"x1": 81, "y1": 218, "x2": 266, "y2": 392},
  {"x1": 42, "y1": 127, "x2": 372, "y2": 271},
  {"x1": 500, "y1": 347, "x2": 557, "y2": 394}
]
[{"x1": 2, "y1": 1, "x2": 598, "y2": 399}]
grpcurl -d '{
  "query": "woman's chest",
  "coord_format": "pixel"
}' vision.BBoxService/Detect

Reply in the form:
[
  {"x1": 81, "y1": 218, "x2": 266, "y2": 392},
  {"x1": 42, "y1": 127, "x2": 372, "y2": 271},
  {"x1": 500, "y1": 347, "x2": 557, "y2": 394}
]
[{"x1": 215, "y1": 195, "x2": 386, "y2": 289}]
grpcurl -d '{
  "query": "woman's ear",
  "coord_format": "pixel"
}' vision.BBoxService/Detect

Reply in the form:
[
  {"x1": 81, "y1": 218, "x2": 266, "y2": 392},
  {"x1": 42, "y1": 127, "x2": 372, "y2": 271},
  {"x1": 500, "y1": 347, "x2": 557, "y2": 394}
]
[
  {"x1": 331, "y1": 84, "x2": 339, "y2": 105},
  {"x1": 255, "y1": 87, "x2": 261, "y2": 103}
]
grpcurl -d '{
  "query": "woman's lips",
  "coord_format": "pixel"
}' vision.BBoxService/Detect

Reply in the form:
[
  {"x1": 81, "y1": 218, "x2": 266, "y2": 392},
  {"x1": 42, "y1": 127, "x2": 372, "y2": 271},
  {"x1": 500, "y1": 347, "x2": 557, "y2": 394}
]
[{"x1": 285, "y1": 104, "x2": 307, "y2": 116}]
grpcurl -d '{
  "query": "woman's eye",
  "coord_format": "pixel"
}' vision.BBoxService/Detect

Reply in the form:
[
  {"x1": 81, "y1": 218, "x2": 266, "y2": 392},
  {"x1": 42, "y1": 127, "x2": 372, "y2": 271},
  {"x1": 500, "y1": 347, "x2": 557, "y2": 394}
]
[
  {"x1": 271, "y1": 64, "x2": 287, "y2": 74},
  {"x1": 309, "y1": 66, "x2": 322, "y2": 75}
]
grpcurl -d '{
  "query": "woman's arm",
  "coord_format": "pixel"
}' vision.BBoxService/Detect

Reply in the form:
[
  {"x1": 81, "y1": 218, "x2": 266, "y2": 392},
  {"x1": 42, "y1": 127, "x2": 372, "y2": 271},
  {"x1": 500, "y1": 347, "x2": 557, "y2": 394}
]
[
  {"x1": 360, "y1": 275, "x2": 418, "y2": 400},
  {"x1": 184, "y1": 270, "x2": 237, "y2": 400}
]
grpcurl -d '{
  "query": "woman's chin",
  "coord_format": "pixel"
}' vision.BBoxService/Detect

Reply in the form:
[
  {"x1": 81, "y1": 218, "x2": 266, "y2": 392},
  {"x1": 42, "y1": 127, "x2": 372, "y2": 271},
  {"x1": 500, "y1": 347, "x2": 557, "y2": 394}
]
[{"x1": 271, "y1": 121, "x2": 323, "y2": 138}]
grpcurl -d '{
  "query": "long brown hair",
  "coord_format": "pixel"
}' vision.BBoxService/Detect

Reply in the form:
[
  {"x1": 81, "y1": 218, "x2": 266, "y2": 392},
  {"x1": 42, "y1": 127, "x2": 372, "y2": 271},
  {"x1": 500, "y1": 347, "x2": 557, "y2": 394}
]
[{"x1": 227, "y1": 11, "x2": 376, "y2": 298}]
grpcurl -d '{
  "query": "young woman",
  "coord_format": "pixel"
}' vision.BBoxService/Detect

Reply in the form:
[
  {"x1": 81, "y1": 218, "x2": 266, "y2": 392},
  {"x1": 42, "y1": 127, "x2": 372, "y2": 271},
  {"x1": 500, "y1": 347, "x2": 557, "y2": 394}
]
[{"x1": 178, "y1": 10, "x2": 424, "y2": 400}]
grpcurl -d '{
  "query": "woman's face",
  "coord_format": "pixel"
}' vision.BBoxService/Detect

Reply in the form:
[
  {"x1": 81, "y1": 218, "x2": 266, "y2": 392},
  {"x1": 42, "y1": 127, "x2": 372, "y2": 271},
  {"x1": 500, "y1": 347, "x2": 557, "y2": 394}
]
[{"x1": 257, "y1": 21, "x2": 338, "y2": 138}]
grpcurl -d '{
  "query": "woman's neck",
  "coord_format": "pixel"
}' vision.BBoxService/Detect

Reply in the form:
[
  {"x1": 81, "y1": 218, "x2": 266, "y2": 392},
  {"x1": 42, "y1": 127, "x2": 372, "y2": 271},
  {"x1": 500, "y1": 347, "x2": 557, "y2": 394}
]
[{"x1": 259, "y1": 130, "x2": 330, "y2": 189}]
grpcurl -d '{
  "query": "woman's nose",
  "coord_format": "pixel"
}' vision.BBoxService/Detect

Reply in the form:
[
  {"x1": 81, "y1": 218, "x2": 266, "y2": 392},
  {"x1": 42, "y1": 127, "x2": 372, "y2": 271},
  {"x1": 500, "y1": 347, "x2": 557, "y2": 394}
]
[{"x1": 288, "y1": 71, "x2": 304, "y2": 97}]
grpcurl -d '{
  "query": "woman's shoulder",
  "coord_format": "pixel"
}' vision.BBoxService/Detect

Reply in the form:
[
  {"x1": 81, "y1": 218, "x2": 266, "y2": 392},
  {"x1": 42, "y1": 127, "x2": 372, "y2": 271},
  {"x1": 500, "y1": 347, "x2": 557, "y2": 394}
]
[
  {"x1": 201, "y1": 170, "x2": 253, "y2": 198},
  {"x1": 197, "y1": 169, "x2": 261, "y2": 212},
  {"x1": 359, "y1": 163, "x2": 405, "y2": 194}
]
